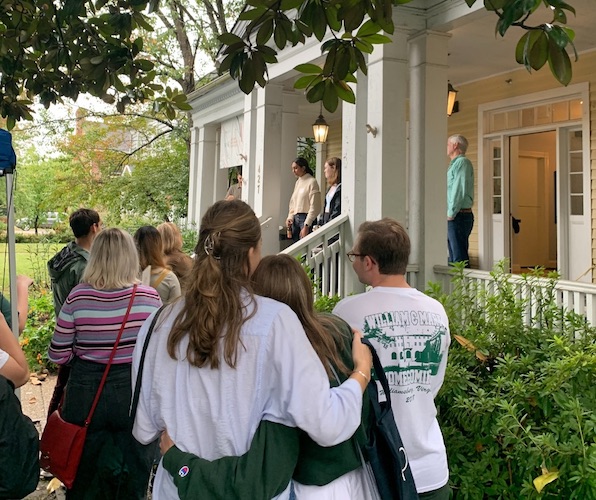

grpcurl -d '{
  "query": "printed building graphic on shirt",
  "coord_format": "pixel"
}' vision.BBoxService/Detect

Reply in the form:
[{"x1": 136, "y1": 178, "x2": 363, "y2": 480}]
[{"x1": 362, "y1": 310, "x2": 447, "y2": 386}]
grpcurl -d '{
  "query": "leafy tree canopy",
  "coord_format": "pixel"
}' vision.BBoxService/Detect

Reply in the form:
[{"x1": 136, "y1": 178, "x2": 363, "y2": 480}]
[
  {"x1": 0, "y1": 0, "x2": 190, "y2": 129},
  {"x1": 218, "y1": 0, "x2": 579, "y2": 112}
]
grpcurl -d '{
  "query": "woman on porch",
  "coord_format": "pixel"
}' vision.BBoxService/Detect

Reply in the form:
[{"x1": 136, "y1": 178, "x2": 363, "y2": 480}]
[{"x1": 286, "y1": 157, "x2": 321, "y2": 242}]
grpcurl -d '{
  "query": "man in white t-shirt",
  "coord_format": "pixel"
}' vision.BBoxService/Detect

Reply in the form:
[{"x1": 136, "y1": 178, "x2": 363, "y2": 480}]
[{"x1": 334, "y1": 218, "x2": 450, "y2": 499}]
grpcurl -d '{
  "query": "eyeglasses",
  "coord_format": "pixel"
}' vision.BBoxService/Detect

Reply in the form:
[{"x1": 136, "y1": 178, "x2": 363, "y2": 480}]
[{"x1": 347, "y1": 252, "x2": 366, "y2": 262}]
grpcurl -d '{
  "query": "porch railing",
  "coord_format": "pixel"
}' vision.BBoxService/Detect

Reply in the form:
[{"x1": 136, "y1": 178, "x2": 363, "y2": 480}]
[
  {"x1": 281, "y1": 214, "x2": 420, "y2": 298},
  {"x1": 281, "y1": 214, "x2": 349, "y2": 298},
  {"x1": 434, "y1": 265, "x2": 596, "y2": 327}
]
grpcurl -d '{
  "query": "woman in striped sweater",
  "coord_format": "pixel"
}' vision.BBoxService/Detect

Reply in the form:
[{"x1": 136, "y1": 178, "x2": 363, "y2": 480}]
[{"x1": 48, "y1": 228, "x2": 162, "y2": 499}]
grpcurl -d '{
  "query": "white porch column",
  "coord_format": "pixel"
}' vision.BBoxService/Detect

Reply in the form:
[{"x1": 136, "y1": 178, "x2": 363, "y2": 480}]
[
  {"x1": 342, "y1": 74, "x2": 368, "y2": 294},
  {"x1": 187, "y1": 124, "x2": 217, "y2": 226},
  {"x1": 366, "y1": 30, "x2": 409, "y2": 224},
  {"x1": 243, "y1": 92, "x2": 258, "y2": 208},
  {"x1": 253, "y1": 84, "x2": 284, "y2": 256},
  {"x1": 280, "y1": 92, "x2": 300, "y2": 232},
  {"x1": 408, "y1": 30, "x2": 450, "y2": 288}
]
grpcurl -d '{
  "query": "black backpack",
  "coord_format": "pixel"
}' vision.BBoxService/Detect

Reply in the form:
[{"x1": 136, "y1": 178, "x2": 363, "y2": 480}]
[
  {"x1": 0, "y1": 375, "x2": 39, "y2": 499},
  {"x1": 362, "y1": 338, "x2": 419, "y2": 500}
]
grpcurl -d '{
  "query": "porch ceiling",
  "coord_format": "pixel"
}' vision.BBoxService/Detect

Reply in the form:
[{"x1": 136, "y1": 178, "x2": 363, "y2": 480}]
[
  {"x1": 284, "y1": 0, "x2": 596, "y2": 120},
  {"x1": 443, "y1": 0, "x2": 596, "y2": 86}
]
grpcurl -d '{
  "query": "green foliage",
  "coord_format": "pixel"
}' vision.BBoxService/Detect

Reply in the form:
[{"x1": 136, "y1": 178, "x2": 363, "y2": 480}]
[
  {"x1": 297, "y1": 137, "x2": 317, "y2": 174},
  {"x1": 181, "y1": 226, "x2": 199, "y2": 255},
  {"x1": 427, "y1": 263, "x2": 596, "y2": 498},
  {"x1": 0, "y1": 0, "x2": 179, "y2": 128},
  {"x1": 221, "y1": 0, "x2": 580, "y2": 112},
  {"x1": 21, "y1": 289, "x2": 57, "y2": 372},
  {"x1": 314, "y1": 294, "x2": 341, "y2": 313}
]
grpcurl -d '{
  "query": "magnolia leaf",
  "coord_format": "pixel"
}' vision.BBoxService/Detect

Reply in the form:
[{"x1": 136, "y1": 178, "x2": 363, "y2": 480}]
[
  {"x1": 312, "y1": 5, "x2": 327, "y2": 41},
  {"x1": 273, "y1": 21, "x2": 288, "y2": 49},
  {"x1": 322, "y1": 81, "x2": 339, "y2": 112},
  {"x1": 515, "y1": 32, "x2": 530, "y2": 65},
  {"x1": 361, "y1": 33, "x2": 392, "y2": 44},
  {"x1": 294, "y1": 74, "x2": 321, "y2": 90},
  {"x1": 547, "y1": 0, "x2": 575, "y2": 15},
  {"x1": 239, "y1": 58, "x2": 256, "y2": 94},
  {"x1": 528, "y1": 32, "x2": 548, "y2": 70},
  {"x1": 334, "y1": 49, "x2": 351, "y2": 80},
  {"x1": 343, "y1": 2, "x2": 366, "y2": 32},
  {"x1": 295, "y1": 63, "x2": 323, "y2": 74},
  {"x1": 356, "y1": 19, "x2": 382, "y2": 37},
  {"x1": 306, "y1": 81, "x2": 326, "y2": 102},
  {"x1": 335, "y1": 80, "x2": 356, "y2": 104},
  {"x1": 548, "y1": 41, "x2": 572, "y2": 85},
  {"x1": 219, "y1": 32, "x2": 243, "y2": 46},
  {"x1": 257, "y1": 19, "x2": 274, "y2": 45}
]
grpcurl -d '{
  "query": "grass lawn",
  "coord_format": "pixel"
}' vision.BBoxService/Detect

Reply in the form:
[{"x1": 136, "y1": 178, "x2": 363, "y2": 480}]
[{"x1": 0, "y1": 242, "x2": 62, "y2": 294}]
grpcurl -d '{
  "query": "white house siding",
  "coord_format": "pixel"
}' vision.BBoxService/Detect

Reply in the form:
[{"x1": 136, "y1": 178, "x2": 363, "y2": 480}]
[{"x1": 448, "y1": 50, "x2": 596, "y2": 281}]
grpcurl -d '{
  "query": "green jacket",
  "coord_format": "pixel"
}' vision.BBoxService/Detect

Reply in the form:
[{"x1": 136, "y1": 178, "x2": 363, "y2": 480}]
[
  {"x1": 161, "y1": 316, "x2": 370, "y2": 499},
  {"x1": 47, "y1": 241, "x2": 89, "y2": 315}
]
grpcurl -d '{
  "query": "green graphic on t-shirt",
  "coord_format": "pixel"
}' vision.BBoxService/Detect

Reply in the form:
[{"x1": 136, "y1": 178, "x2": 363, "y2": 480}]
[{"x1": 362, "y1": 310, "x2": 447, "y2": 385}]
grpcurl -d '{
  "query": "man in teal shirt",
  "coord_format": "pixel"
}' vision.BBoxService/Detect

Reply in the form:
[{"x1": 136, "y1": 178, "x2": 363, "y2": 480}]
[{"x1": 447, "y1": 134, "x2": 474, "y2": 266}]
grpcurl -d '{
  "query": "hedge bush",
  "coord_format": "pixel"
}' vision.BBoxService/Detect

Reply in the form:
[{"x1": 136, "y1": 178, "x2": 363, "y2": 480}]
[{"x1": 428, "y1": 263, "x2": 596, "y2": 499}]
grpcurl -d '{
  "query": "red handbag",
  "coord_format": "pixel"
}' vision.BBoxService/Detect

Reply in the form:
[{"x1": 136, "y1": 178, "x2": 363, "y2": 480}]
[{"x1": 39, "y1": 285, "x2": 137, "y2": 489}]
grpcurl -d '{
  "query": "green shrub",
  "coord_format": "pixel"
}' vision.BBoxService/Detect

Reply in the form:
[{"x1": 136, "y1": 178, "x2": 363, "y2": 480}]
[
  {"x1": 427, "y1": 263, "x2": 596, "y2": 499},
  {"x1": 314, "y1": 294, "x2": 341, "y2": 313},
  {"x1": 181, "y1": 226, "x2": 199, "y2": 255},
  {"x1": 21, "y1": 288, "x2": 57, "y2": 372}
]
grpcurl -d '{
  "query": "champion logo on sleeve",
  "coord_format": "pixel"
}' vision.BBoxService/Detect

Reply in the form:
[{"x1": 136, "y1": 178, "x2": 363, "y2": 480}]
[{"x1": 178, "y1": 465, "x2": 190, "y2": 478}]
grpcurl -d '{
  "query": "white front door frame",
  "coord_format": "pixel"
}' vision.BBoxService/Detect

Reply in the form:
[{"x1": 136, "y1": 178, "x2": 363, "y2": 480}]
[{"x1": 477, "y1": 82, "x2": 590, "y2": 277}]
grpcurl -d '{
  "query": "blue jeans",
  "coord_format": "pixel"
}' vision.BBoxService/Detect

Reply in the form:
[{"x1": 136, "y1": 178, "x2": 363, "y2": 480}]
[
  {"x1": 448, "y1": 212, "x2": 474, "y2": 266},
  {"x1": 291, "y1": 213, "x2": 311, "y2": 242}
]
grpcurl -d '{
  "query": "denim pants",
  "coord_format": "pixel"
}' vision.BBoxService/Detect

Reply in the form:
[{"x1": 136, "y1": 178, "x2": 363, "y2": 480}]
[
  {"x1": 448, "y1": 212, "x2": 474, "y2": 266},
  {"x1": 291, "y1": 213, "x2": 311, "y2": 242},
  {"x1": 62, "y1": 358, "x2": 156, "y2": 499}
]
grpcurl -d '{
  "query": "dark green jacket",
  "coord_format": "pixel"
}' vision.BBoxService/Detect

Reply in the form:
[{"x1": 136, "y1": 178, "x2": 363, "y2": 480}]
[
  {"x1": 47, "y1": 241, "x2": 89, "y2": 314},
  {"x1": 162, "y1": 316, "x2": 371, "y2": 499}
]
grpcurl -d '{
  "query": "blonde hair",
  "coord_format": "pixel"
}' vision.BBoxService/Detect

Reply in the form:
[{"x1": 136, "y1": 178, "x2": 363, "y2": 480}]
[
  {"x1": 82, "y1": 228, "x2": 140, "y2": 289},
  {"x1": 158, "y1": 222, "x2": 184, "y2": 255},
  {"x1": 168, "y1": 200, "x2": 261, "y2": 369},
  {"x1": 251, "y1": 255, "x2": 350, "y2": 377}
]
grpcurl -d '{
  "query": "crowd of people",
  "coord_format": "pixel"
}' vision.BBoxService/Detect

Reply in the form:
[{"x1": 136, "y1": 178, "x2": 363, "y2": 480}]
[{"x1": 0, "y1": 150, "x2": 455, "y2": 499}]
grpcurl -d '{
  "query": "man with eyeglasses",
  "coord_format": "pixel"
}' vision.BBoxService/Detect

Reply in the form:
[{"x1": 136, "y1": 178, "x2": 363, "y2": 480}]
[{"x1": 335, "y1": 218, "x2": 451, "y2": 500}]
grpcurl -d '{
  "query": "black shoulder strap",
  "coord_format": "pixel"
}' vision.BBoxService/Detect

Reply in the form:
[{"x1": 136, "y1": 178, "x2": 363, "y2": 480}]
[
  {"x1": 130, "y1": 305, "x2": 166, "y2": 418},
  {"x1": 362, "y1": 337, "x2": 392, "y2": 411}
]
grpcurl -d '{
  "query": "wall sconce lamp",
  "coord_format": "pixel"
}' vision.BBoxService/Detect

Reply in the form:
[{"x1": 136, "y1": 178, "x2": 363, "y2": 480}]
[
  {"x1": 312, "y1": 103, "x2": 329, "y2": 143},
  {"x1": 448, "y1": 83, "x2": 459, "y2": 116},
  {"x1": 366, "y1": 124, "x2": 378, "y2": 138}
]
